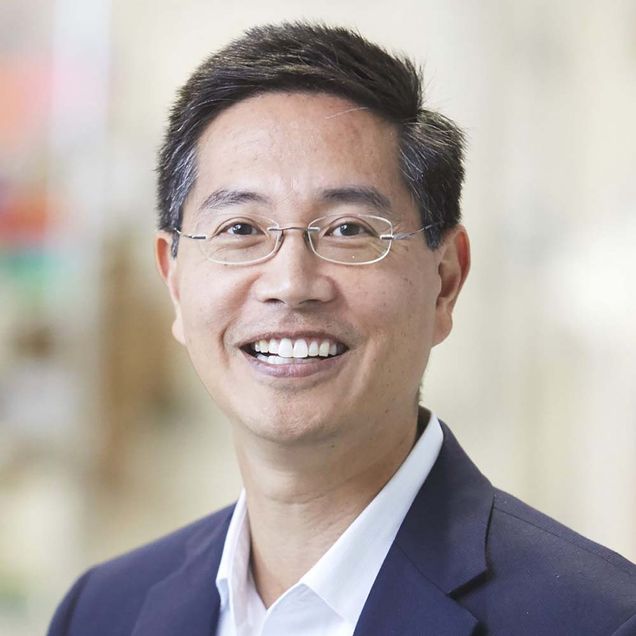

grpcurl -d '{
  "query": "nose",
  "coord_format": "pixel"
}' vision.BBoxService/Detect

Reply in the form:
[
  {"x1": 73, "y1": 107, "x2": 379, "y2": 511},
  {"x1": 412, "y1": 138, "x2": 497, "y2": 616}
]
[{"x1": 252, "y1": 228, "x2": 336, "y2": 308}]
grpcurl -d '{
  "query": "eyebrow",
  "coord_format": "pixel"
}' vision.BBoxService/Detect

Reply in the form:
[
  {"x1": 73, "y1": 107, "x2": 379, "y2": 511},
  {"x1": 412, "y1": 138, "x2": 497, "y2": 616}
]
[
  {"x1": 320, "y1": 186, "x2": 393, "y2": 214},
  {"x1": 196, "y1": 185, "x2": 395, "y2": 216},
  {"x1": 198, "y1": 189, "x2": 268, "y2": 213}
]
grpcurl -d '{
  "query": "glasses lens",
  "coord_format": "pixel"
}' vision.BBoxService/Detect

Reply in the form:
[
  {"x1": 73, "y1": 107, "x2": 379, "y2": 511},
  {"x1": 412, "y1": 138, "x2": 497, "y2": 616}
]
[
  {"x1": 308, "y1": 215, "x2": 392, "y2": 264},
  {"x1": 193, "y1": 213, "x2": 277, "y2": 264}
]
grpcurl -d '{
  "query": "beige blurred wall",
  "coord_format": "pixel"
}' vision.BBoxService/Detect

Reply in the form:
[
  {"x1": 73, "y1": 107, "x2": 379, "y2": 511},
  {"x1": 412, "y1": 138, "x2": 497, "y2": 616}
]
[{"x1": 1, "y1": 1, "x2": 635, "y2": 634}]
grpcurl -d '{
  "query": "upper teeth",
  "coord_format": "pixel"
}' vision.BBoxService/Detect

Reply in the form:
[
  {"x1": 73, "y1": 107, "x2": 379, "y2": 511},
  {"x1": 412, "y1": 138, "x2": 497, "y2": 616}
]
[{"x1": 252, "y1": 337, "x2": 339, "y2": 358}]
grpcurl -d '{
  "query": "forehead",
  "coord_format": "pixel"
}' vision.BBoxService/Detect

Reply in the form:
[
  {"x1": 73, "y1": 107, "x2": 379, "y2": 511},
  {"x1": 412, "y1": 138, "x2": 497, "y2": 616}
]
[{"x1": 187, "y1": 92, "x2": 413, "y2": 220}]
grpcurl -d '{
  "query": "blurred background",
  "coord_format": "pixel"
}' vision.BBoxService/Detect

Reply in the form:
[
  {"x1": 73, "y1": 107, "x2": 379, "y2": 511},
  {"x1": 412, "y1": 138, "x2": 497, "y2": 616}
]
[{"x1": 1, "y1": 0, "x2": 635, "y2": 633}]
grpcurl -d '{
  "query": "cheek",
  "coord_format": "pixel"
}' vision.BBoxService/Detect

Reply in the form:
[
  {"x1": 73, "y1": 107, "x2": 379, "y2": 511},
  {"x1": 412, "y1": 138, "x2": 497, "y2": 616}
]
[
  {"x1": 353, "y1": 274, "x2": 430, "y2": 353},
  {"x1": 178, "y1": 271, "x2": 239, "y2": 346},
  {"x1": 348, "y1": 280, "x2": 431, "y2": 403},
  {"x1": 367, "y1": 272, "x2": 438, "y2": 369}
]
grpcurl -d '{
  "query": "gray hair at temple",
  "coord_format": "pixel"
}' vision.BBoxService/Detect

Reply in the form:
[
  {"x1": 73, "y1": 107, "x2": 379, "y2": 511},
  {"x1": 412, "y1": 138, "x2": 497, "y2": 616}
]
[{"x1": 156, "y1": 22, "x2": 466, "y2": 256}]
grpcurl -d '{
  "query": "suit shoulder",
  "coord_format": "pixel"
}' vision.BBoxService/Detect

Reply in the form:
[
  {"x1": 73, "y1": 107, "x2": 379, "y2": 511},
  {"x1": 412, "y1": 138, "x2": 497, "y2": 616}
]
[
  {"x1": 48, "y1": 505, "x2": 233, "y2": 636},
  {"x1": 456, "y1": 490, "x2": 636, "y2": 634},
  {"x1": 89, "y1": 503, "x2": 234, "y2": 583},
  {"x1": 483, "y1": 489, "x2": 636, "y2": 626},
  {"x1": 492, "y1": 489, "x2": 636, "y2": 577}
]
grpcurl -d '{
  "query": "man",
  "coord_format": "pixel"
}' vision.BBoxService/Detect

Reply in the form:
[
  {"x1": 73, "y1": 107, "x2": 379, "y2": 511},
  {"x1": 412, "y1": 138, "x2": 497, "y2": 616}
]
[{"x1": 49, "y1": 22, "x2": 636, "y2": 636}]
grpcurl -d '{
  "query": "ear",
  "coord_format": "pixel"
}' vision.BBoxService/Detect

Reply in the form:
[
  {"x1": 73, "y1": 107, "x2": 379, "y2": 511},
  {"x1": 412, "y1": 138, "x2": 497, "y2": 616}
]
[
  {"x1": 433, "y1": 225, "x2": 470, "y2": 346},
  {"x1": 155, "y1": 231, "x2": 186, "y2": 345}
]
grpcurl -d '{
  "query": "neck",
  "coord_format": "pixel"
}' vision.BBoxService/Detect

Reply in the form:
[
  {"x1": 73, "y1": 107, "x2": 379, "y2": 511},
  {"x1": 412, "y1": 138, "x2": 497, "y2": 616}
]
[{"x1": 232, "y1": 407, "x2": 420, "y2": 607}]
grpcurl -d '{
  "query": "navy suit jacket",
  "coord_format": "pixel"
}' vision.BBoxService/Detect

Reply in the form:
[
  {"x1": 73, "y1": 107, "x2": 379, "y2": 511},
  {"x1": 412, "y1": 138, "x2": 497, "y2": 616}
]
[{"x1": 48, "y1": 423, "x2": 636, "y2": 635}]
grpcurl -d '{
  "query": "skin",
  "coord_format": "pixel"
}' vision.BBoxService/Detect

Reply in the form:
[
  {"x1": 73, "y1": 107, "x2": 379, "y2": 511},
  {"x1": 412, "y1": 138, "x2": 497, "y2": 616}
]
[{"x1": 156, "y1": 91, "x2": 470, "y2": 606}]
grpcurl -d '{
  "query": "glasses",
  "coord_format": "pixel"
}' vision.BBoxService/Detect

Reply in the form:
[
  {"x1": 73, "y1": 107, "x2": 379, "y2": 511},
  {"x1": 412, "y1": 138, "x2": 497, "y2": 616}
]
[{"x1": 172, "y1": 213, "x2": 440, "y2": 266}]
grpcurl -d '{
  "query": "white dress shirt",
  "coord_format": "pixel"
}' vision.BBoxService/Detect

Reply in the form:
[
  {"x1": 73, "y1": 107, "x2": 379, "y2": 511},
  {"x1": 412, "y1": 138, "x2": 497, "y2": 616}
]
[{"x1": 215, "y1": 413, "x2": 443, "y2": 636}]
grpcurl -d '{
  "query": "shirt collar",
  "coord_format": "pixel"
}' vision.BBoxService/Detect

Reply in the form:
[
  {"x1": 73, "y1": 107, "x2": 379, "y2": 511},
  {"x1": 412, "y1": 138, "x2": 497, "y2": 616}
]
[
  {"x1": 215, "y1": 490, "x2": 249, "y2": 611},
  {"x1": 301, "y1": 412, "x2": 443, "y2": 625},
  {"x1": 215, "y1": 411, "x2": 443, "y2": 628}
]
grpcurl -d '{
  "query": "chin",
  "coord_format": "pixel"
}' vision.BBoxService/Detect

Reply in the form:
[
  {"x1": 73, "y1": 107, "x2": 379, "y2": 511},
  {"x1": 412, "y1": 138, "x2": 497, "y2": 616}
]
[{"x1": 235, "y1": 402, "x2": 343, "y2": 445}]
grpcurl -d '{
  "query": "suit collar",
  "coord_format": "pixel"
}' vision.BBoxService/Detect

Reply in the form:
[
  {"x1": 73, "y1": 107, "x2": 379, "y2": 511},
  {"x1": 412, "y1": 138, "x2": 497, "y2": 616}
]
[
  {"x1": 396, "y1": 420, "x2": 493, "y2": 594},
  {"x1": 132, "y1": 507, "x2": 233, "y2": 636},
  {"x1": 353, "y1": 419, "x2": 494, "y2": 635}
]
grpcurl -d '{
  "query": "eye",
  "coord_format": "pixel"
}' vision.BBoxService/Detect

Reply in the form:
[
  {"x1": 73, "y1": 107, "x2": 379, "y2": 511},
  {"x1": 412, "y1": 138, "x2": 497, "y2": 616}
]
[
  {"x1": 325, "y1": 218, "x2": 375, "y2": 238},
  {"x1": 215, "y1": 219, "x2": 264, "y2": 237}
]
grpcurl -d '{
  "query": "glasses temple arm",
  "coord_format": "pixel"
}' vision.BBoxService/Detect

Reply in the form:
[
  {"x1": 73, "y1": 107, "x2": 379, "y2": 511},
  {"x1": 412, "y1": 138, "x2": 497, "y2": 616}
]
[
  {"x1": 171, "y1": 228, "x2": 208, "y2": 240},
  {"x1": 381, "y1": 222, "x2": 443, "y2": 241}
]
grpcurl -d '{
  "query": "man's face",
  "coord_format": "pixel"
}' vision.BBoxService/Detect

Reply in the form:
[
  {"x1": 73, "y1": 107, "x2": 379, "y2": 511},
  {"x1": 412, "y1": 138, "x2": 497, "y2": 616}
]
[{"x1": 157, "y1": 92, "x2": 467, "y2": 445}]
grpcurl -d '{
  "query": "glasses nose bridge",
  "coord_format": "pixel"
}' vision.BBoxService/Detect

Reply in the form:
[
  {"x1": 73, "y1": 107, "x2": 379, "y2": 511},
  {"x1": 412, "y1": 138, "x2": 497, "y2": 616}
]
[
  {"x1": 268, "y1": 224, "x2": 317, "y2": 255},
  {"x1": 269, "y1": 224, "x2": 312, "y2": 235}
]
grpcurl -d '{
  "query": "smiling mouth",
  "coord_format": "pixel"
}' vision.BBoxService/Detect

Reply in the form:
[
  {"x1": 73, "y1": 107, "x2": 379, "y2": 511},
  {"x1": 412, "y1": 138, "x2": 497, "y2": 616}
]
[{"x1": 243, "y1": 336, "x2": 347, "y2": 365}]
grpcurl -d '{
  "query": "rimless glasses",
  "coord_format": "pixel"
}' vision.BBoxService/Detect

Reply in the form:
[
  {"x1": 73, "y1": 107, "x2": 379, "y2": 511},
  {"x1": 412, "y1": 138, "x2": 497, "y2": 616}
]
[{"x1": 172, "y1": 213, "x2": 440, "y2": 266}]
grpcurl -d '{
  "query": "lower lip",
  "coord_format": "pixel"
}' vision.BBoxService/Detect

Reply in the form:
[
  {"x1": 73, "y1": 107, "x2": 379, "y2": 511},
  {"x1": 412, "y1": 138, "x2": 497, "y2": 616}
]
[{"x1": 241, "y1": 349, "x2": 347, "y2": 378}]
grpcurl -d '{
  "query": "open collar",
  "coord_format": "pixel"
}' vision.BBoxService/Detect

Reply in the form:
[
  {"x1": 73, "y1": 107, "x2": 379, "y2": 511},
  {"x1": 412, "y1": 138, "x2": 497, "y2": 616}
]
[{"x1": 132, "y1": 420, "x2": 494, "y2": 636}]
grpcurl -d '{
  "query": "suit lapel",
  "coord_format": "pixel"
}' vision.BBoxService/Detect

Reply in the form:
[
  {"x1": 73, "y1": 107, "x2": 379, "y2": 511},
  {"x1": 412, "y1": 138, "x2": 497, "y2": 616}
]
[
  {"x1": 355, "y1": 421, "x2": 494, "y2": 636},
  {"x1": 352, "y1": 546, "x2": 479, "y2": 635},
  {"x1": 132, "y1": 507, "x2": 233, "y2": 636}
]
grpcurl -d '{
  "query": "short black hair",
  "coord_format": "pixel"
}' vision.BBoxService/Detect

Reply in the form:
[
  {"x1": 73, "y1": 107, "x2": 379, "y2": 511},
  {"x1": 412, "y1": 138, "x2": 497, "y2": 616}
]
[{"x1": 157, "y1": 22, "x2": 465, "y2": 255}]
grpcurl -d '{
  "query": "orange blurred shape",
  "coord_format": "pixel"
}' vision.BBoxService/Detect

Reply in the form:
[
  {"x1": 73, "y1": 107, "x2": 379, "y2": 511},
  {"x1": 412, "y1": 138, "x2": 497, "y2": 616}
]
[{"x1": 0, "y1": 187, "x2": 50, "y2": 244}]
